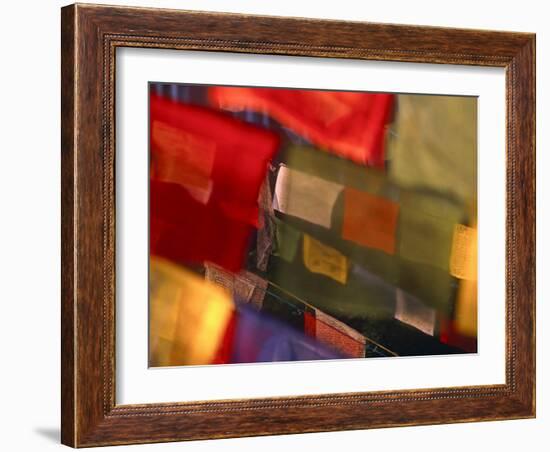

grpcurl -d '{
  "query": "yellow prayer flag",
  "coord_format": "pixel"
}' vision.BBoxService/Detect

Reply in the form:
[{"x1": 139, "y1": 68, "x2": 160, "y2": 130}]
[
  {"x1": 449, "y1": 224, "x2": 477, "y2": 280},
  {"x1": 455, "y1": 279, "x2": 477, "y2": 337},
  {"x1": 303, "y1": 234, "x2": 348, "y2": 284},
  {"x1": 449, "y1": 224, "x2": 478, "y2": 337},
  {"x1": 149, "y1": 257, "x2": 234, "y2": 367}
]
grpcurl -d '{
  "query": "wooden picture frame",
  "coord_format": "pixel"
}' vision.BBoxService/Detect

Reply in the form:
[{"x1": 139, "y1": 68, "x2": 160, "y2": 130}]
[{"x1": 61, "y1": 3, "x2": 535, "y2": 447}]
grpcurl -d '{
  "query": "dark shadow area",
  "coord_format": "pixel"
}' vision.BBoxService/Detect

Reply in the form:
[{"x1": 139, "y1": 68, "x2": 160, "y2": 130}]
[{"x1": 34, "y1": 427, "x2": 60, "y2": 443}]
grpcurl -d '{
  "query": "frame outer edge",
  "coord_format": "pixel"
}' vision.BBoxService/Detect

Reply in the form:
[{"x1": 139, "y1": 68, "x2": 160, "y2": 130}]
[
  {"x1": 61, "y1": 3, "x2": 77, "y2": 448},
  {"x1": 513, "y1": 35, "x2": 536, "y2": 416},
  {"x1": 530, "y1": 35, "x2": 536, "y2": 417}
]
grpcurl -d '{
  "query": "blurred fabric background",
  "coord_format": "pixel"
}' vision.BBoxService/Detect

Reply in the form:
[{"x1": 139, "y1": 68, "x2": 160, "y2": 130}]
[{"x1": 148, "y1": 83, "x2": 478, "y2": 366}]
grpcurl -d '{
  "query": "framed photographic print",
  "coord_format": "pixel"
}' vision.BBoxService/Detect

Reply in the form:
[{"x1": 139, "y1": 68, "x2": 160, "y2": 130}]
[{"x1": 61, "y1": 3, "x2": 535, "y2": 447}]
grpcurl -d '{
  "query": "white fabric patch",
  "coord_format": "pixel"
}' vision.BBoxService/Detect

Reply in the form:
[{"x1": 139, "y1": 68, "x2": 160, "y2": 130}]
[
  {"x1": 395, "y1": 289, "x2": 436, "y2": 336},
  {"x1": 273, "y1": 164, "x2": 343, "y2": 228}
]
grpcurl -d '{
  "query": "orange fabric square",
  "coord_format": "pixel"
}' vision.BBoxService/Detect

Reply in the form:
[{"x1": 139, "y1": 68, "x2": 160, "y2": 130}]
[{"x1": 342, "y1": 187, "x2": 399, "y2": 255}]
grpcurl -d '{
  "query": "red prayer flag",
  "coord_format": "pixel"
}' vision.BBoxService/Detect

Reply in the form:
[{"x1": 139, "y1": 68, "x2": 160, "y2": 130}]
[
  {"x1": 439, "y1": 316, "x2": 477, "y2": 353},
  {"x1": 209, "y1": 86, "x2": 395, "y2": 167},
  {"x1": 211, "y1": 311, "x2": 237, "y2": 364},
  {"x1": 150, "y1": 94, "x2": 280, "y2": 272},
  {"x1": 150, "y1": 181, "x2": 255, "y2": 272},
  {"x1": 304, "y1": 310, "x2": 317, "y2": 337},
  {"x1": 314, "y1": 311, "x2": 366, "y2": 358}
]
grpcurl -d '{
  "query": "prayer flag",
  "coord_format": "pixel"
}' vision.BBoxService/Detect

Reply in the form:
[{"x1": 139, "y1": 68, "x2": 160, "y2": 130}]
[
  {"x1": 303, "y1": 234, "x2": 349, "y2": 284},
  {"x1": 149, "y1": 257, "x2": 234, "y2": 366},
  {"x1": 342, "y1": 187, "x2": 399, "y2": 255},
  {"x1": 273, "y1": 164, "x2": 343, "y2": 228},
  {"x1": 209, "y1": 86, "x2": 395, "y2": 167},
  {"x1": 150, "y1": 94, "x2": 280, "y2": 272}
]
